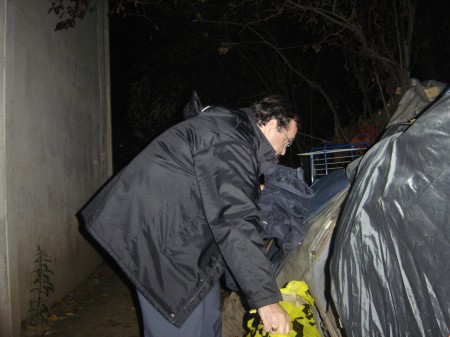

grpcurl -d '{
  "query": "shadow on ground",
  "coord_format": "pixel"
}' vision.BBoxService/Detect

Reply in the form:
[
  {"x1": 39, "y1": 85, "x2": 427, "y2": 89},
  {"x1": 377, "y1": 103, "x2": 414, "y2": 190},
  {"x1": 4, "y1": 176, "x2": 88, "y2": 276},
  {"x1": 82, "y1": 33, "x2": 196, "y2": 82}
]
[{"x1": 22, "y1": 263, "x2": 141, "y2": 337}]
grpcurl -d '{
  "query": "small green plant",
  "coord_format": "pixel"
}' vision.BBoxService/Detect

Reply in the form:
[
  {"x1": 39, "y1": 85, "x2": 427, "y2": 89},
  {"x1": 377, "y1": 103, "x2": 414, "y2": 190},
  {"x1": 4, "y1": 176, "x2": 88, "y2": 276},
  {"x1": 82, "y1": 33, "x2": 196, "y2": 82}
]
[{"x1": 28, "y1": 245, "x2": 54, "y2": 332}]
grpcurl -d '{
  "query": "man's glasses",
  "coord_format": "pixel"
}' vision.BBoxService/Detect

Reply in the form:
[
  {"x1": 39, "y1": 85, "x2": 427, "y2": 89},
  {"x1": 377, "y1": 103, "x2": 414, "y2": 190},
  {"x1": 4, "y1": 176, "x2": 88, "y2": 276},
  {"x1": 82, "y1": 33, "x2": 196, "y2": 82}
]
[{"x1": 281, "y1": 129, "x2": 292, "y2": 148}]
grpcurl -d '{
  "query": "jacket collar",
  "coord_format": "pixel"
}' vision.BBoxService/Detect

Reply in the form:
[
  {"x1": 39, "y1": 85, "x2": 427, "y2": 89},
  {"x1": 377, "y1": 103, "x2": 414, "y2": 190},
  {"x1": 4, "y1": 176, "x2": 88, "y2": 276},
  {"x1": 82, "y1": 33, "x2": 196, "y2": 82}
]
[{"x1": 239, "y1": 108, "x2": 279, "y2": 175}]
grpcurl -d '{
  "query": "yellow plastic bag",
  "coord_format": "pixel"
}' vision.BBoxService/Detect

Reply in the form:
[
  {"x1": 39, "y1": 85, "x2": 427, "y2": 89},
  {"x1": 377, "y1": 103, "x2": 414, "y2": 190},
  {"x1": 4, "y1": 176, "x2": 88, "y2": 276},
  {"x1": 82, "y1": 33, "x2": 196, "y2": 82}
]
[{"x1": 245, "y1": 281, "x2": 321, "y2": 337}]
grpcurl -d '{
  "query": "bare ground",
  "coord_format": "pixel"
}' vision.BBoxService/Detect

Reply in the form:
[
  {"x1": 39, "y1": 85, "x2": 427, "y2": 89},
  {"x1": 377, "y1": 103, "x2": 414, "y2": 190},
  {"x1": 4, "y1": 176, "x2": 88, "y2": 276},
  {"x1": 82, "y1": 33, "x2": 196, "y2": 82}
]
[{"x1": 21, "y1": 263, "x2": 141, "y2": 337}]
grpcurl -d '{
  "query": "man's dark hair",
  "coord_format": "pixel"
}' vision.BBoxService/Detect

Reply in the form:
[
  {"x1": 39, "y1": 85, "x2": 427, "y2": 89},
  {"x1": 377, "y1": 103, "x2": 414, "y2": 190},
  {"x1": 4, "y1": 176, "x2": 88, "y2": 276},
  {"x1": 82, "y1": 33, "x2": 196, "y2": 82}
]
[{"x1": 253, "y1": 95, "x2": 298, "y2": 130}]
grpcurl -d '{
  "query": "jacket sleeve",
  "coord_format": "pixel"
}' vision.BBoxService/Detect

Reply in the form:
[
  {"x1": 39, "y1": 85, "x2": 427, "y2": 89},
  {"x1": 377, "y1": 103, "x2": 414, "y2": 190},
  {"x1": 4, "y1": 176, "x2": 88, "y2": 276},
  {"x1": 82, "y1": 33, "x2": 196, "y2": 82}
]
[{"x1": 193, "y1": 140, "x2": 282, "y2": 309}]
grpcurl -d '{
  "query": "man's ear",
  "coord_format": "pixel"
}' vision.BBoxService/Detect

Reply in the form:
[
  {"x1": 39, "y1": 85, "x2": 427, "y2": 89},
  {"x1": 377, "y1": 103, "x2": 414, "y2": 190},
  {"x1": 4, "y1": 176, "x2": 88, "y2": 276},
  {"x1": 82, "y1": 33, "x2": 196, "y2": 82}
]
[{"x1": 266, "y1": 119, "x2": 278, "y2": 131}]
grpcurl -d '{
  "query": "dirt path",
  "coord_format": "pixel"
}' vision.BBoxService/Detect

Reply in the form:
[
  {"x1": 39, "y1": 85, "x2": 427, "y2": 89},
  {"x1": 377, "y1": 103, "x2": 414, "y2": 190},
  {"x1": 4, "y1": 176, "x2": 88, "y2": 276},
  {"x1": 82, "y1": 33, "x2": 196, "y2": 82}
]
[{"x1": 22, "y1": 263, "x2": 140, "y2": 337}]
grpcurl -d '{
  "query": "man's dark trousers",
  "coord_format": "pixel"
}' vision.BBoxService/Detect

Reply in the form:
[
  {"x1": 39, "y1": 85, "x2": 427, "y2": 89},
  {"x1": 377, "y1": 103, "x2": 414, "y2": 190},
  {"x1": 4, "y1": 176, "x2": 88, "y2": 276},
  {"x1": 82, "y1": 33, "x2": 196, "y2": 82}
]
[{"x1": 137, "y1": 282, "x2": 222, "y2": 337}]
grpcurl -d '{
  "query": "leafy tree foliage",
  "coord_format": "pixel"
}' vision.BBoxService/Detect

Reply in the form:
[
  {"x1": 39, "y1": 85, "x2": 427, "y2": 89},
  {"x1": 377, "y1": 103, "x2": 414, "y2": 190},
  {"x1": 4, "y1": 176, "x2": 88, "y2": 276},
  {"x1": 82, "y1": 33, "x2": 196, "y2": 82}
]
[{"x1": 48, "y1": 0, "x2": 98, "y2": 30}]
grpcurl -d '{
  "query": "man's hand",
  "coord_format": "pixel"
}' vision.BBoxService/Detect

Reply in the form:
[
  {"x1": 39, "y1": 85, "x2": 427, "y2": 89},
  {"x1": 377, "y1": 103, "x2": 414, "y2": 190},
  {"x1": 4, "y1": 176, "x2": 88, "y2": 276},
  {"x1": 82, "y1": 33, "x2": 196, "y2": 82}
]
[{"x1": 257, "y1": 303, "x2": 290, "y2": 334}]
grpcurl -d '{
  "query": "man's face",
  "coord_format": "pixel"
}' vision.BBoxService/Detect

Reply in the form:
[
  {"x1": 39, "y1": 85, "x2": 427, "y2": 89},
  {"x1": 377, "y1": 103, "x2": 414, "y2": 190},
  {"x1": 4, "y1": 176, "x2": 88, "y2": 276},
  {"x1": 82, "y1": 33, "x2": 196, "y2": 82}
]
[{"x1": 259, "y1": 119, "x2": 298, "y2": 156}]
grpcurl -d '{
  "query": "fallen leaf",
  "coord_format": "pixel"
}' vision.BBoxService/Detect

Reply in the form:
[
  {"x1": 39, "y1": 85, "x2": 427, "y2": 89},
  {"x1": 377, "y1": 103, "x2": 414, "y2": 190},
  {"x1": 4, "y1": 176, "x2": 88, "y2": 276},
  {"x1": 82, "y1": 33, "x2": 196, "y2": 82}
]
[{"x1": 48, "y1": 314, "x2": 59, "y2": 321}]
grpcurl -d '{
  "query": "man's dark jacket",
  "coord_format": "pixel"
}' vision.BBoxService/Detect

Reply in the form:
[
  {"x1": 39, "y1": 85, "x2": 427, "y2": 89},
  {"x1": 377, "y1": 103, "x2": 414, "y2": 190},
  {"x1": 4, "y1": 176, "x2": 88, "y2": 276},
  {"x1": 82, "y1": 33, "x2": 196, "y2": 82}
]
[{"x1": 80, "y1": 105, "x2": 282, "y2": 327}]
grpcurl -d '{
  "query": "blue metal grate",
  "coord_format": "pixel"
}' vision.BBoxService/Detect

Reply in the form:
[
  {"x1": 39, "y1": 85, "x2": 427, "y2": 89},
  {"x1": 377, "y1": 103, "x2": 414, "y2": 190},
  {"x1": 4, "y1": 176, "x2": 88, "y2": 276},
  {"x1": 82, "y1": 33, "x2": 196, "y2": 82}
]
[{"x1": 299, "y1": 143, "x2": 370, "y2": 183}]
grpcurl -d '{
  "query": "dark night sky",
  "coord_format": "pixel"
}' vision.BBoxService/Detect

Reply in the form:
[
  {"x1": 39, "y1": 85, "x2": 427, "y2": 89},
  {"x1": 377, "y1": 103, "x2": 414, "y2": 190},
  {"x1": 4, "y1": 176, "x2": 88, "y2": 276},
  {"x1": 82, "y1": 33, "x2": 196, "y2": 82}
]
[{"x1": 108, "y1": 1, "x2": 450, "y2": 171}]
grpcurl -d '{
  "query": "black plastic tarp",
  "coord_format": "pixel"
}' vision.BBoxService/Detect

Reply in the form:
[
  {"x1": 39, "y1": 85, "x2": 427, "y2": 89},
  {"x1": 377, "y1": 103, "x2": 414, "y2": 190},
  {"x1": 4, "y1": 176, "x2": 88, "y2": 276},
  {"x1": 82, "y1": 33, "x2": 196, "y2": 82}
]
[{"x1": 331, "y1": 86, "x2": 450, "y2": 336}]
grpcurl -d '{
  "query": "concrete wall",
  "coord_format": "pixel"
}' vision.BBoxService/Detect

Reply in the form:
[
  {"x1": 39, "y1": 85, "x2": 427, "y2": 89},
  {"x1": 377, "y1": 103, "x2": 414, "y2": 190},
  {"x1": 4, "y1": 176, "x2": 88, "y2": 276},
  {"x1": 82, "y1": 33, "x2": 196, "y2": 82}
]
[{"x1": 0, "y1": 1, "x2": 112, "y2": 335}]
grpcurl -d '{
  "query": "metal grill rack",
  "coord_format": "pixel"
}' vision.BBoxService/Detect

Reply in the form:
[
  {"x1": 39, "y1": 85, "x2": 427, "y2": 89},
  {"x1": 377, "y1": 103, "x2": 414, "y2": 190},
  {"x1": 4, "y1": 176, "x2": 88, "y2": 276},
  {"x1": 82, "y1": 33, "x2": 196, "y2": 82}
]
[{"x1": 299, "y1": 143, "x2": 370, "y2": 183}]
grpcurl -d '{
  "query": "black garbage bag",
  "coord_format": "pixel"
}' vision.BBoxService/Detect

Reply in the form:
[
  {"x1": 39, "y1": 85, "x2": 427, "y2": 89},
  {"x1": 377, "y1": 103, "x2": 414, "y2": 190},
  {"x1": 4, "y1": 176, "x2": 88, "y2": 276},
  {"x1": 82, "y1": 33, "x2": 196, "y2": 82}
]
[
  {"x1": 224, "y1": 164, "x2": 314, "y2": 291},
  {"x1": 331, "y1": 84, "x2": 450, "y2": 336},
  {"x1": 259, "y1": 164, "x2": 314, "y2": 254}
]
